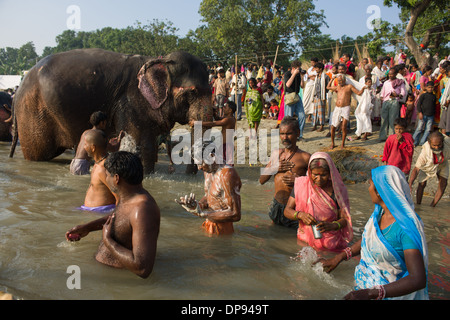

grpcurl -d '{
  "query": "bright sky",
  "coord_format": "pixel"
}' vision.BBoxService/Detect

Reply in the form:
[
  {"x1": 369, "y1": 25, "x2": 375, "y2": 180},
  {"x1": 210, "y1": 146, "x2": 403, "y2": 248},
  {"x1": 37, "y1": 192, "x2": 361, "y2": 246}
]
[{"x1": 0, "y1": 0, "x2": 402, "y2": 55}]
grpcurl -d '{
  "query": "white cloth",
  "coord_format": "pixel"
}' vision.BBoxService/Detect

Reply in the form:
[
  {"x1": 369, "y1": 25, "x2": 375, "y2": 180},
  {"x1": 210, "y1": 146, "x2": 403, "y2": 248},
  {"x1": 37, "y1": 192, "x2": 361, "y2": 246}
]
[
  {"x1": 230, "y1": 73, "x2": 247, "y2": 95},
  {"x1": 314, "y1": 72, "x2": 327, "y2": 101},
  {"x1": 303, "y1": 67, "x2": 317, "y2": 114},
  {"x1": 354, "y1": 89, "x2": 373, "y2": 136},
  {"x1": 415, "y1": 137, "x2": 450, "y2": 182},
  {"x1": 331, "y1": 106, "x2": 350, "y2": 127},
  {"x1": 440, "y1": 77, "x2": 450, "y2": 107}
]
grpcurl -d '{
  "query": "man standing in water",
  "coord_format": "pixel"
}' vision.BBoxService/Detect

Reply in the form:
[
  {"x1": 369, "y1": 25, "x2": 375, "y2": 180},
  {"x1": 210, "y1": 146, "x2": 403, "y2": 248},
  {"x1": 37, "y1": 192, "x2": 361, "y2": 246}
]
[
  {"x1": 176, "y1": 141, "x2": 242, "y2": 236},
  {"x1": 66, "y1": 151, "x2": 160, "y2": 279},
  {"x1": 80, "y1": 129, "x2": 117, "y2": 213},
  {"x1": 409, "y1": 131, "x2": 450, "y2": 207},
  {"x1": 259, "y1": 116, "x2": 311, "y2": 228},
  {"x1": 70, "y1": 111, "x2": 108, "y2": 175}
]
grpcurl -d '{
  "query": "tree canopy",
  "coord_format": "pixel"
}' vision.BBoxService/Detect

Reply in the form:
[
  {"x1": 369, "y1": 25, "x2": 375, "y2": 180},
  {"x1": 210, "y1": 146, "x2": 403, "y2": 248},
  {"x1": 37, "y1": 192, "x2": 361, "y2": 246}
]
[{"x1": 1, "y1": 0, "x2": 448, "y2": 75}]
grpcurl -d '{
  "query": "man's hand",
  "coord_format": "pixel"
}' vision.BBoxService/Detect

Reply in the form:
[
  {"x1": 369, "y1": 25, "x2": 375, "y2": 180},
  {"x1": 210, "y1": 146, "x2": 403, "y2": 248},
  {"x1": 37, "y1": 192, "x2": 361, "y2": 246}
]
[
  {"x1": 292, "y1": 67, "x2": 300, "y2": 76},
  {"x1": 176, "y1": 193, "x2": 204, "y2": 217},
  {"x1": 281, "y1": 170, "x2": 296, "y2": 187},
  {"x1": 278, "y1": 160, "x2": 294, "y2": 173},
  {"x1": 102, "y1": 214, "x2": 114, "y2": 243},
  {"x1": 66, "y1": 225, "x2": 89, "y2": 242}
]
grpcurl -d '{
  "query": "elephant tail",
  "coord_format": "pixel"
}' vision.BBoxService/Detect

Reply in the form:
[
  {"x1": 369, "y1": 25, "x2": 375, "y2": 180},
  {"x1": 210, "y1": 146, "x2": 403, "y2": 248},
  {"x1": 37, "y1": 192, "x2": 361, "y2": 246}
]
[{"x1": 9, "y1": 107, "x2": 18, "y2": 158}]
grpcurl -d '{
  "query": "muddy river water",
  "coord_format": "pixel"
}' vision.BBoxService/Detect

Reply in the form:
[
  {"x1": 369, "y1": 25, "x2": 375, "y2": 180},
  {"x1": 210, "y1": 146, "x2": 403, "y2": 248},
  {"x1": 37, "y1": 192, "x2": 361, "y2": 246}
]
[{"x1": 0, "y1": 142, "x2": 448, "y2": 300}]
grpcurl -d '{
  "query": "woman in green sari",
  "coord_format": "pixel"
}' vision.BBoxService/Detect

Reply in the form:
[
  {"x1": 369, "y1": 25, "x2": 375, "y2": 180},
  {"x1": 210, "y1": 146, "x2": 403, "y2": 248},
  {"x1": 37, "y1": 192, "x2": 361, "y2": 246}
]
[{"x1": 244, "y1": 77, "x2": 263, "y2": 135}]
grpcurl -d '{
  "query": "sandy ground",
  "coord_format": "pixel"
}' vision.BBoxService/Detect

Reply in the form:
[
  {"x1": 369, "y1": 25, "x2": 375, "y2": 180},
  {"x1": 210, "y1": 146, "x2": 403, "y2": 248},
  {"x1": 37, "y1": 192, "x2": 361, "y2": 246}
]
[{"x1": 170, "y1": 111, "x2": 448, "y2": 199}]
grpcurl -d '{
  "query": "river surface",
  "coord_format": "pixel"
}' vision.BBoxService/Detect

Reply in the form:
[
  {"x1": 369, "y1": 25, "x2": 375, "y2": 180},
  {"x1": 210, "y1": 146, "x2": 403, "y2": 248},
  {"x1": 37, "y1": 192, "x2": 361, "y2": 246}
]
[{"x1": 0, "y1": 141, "x2": 448, "y2": 300}]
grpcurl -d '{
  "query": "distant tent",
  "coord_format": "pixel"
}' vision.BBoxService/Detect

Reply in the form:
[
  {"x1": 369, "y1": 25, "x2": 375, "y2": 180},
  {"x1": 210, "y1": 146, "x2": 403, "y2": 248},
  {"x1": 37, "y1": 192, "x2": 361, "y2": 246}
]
[{"x1": 0, "y1": 75, "x2": 22, "y2": 90}]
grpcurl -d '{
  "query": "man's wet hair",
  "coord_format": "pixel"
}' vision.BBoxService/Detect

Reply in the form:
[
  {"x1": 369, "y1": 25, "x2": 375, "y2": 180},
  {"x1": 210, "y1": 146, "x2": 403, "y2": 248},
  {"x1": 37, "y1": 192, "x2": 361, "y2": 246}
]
[
  {"x1": 226, "y1": 100, "x2": 237, "y2": 113},
  {"x1": 280, "y1": 116, "x2": 300, "y2": 134},
  {"x1": 90, "y1": 111, "x2": 107, "y2": 126},
  {"x1": 104, "y1": 151, "x2": 144, "y2": 185},
  {"x1": 85, "y1": 129, "x2": 107, "y2": 148}
]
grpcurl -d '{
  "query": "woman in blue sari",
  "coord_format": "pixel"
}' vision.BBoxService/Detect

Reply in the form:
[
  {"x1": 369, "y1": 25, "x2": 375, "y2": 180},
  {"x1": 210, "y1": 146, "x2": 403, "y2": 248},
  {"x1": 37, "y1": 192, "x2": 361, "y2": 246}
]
[{"x1": 319, "y1": 165, "x2": 428, "y2": 300}]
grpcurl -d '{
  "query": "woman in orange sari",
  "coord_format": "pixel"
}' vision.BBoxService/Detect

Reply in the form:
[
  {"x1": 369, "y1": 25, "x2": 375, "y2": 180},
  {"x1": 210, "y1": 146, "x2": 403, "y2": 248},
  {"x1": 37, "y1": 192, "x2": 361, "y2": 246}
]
[{"x1": 284, "y1": 152, "x2": 353, "y2": 252}]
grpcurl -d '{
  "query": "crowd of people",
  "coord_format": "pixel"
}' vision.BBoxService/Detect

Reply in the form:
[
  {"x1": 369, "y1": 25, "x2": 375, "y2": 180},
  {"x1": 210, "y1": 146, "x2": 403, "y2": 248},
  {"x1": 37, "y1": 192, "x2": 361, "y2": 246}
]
[
  {"x1": 189, "y1": 51, "x2": 449, "y2": 299},
  {"x1": 206, "y1": 52, "x2": 450, "y2": 207},
  {"x1": 207, "y1": 52, "x2": 450, "y2": 144},
  {"x1": 4, "y1": 50, "x2": 449, "y2": 300}
]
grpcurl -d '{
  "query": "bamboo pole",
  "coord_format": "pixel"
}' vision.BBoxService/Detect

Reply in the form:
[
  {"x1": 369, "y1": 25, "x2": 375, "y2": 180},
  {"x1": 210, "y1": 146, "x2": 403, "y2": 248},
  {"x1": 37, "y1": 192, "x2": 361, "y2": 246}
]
[{"x1": 273, "y1": 45, "x2": 279, "y2": 69}]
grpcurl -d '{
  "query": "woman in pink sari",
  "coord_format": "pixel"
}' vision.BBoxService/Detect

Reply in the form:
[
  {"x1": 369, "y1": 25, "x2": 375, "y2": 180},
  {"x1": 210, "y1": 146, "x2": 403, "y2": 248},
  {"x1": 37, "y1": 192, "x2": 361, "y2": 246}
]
[{"x1": 284, "y1": 152, "x2": 353, "y2": 252}]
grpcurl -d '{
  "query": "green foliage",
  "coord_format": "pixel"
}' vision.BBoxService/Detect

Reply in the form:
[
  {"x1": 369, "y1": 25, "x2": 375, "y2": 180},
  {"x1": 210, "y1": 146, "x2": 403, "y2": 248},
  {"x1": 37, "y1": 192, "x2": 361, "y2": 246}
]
[
  {"x1": 197, "y1": 0, "x2": 327, "y2": 65},
  {"x1": 0, "y1": 0, "x2": 447, "y2": 74},
  {"x1": 0, "y1": 42, "x2": 38, "y2": 75}
]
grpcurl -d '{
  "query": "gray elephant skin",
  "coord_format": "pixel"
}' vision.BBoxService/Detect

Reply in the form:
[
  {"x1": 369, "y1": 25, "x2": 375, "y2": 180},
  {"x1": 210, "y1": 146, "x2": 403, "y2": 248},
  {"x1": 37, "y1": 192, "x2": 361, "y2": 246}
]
[
  {"x1": 0, "y1": 91, "x2": 13, "y2": 141},
  {"x1": 9, "y1": 48, "x2": 214, "y2": 173}
]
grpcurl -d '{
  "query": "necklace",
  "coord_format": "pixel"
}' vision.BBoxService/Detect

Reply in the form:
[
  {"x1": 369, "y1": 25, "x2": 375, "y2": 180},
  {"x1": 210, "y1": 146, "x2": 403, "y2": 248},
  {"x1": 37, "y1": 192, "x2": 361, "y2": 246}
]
[
  {"x1": 383, "y1": 222, "x2": 395, "y2": 236},
  {"x1": 95, "y1": 154, "x2": 108, "y2": 164},
  {"x1": 283, "y1": 146, "x2": 298, "y2": 162},
  {"x1": 380, "y1": 209, "x2": 395, "y2": 235}
]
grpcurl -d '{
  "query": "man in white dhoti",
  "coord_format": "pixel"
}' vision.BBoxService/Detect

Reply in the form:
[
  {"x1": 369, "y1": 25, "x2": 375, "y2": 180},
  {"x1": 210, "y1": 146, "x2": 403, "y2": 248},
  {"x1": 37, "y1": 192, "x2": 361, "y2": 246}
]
[
  {"x1": 303, "y1": 57, "x2": 318, "y2": 121},
  {"x1": 354, "y1": 77, "x2": 374, "y2": 140}
]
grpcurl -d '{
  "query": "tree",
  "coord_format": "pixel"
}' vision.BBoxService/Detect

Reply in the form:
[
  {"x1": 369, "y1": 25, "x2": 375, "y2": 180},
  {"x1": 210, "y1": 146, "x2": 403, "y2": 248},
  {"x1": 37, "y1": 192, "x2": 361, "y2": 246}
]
[
  {"x1": 197, "y1": 0, "x2": 327, "y2": 65},
  {"x1": 0, "y1": 42, "x2": 38, "y2": 75},
  {"x1": 384, "y1": 0, "x2": 449, "y2": 66}
]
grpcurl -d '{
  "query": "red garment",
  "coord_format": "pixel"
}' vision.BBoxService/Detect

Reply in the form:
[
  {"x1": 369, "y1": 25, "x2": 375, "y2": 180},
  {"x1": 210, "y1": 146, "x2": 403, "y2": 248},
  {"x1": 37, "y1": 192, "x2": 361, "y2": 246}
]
[
  {"x1": 264, "y1": 70, "x2": 273, "y2": 84},
  {"x1": 382, "y1": 133, "x2": 414, "y2": 175},
  {"x1": 345, "y1": 61, "x2": 355, "y2": 78}
]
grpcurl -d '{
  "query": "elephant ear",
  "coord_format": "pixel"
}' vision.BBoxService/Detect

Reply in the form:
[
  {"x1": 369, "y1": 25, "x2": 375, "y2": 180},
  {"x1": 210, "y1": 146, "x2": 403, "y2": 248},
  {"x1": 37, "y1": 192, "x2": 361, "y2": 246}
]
[{"x1": 137, "y1": 59, "x2": 173, "y2": 109}]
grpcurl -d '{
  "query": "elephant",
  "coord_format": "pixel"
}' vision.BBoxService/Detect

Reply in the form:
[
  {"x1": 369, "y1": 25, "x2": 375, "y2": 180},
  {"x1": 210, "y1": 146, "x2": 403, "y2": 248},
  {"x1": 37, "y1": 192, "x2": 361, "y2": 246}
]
[{"x1": 9, "y1": 48, "x2": 214, "y2": 173}]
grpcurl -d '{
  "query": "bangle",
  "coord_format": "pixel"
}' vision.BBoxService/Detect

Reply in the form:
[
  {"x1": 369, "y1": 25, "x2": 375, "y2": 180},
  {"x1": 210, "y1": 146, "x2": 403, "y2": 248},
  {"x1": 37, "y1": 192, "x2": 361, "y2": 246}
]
[
  {"x1": 374, "y1": 285, "x2": 386, "y2": 300},
  {"x1": 293, "y1": 211, "x2": 299, "y2": 220},
  {"x1": 333, "y1": 221, "x2": 341, "y2": 230},
  {"x1": 344, "y1": 247, "x2": 352, "y2": 261}
]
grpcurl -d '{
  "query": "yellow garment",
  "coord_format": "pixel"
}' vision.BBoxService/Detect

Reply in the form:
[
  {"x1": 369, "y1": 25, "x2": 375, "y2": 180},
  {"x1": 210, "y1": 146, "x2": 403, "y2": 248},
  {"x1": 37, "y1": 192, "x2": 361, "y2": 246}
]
[{"x1": 257, "y1": 66, "x2": 264, "y2": 79}]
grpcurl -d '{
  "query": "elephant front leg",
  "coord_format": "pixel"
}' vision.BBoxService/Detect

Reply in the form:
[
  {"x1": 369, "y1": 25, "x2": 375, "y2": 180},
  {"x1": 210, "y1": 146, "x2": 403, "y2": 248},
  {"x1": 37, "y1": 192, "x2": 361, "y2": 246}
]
[{"x1": 140, "y1": 140, "x2": 157, "y2": 174}]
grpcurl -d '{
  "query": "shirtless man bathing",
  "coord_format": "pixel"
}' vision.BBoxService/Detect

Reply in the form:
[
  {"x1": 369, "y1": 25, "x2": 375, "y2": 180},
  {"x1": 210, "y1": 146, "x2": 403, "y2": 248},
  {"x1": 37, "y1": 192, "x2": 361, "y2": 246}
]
[
  {"x1": 259, "y1": 116, "x2": 311, "y2": 228},
  {"x1": 195, "y1": 100, "x2": 237, "y2": 165},
  {"x1": 70, "y1": 111, "x2": 124, "y2": 176},
  {"x1": 70, "y1": 111, "x2": 108, "y2": 175},
  {"x1": 327, "y1": 74, "x2": 367, "y2": 149},
  {"x1": 176, "y1": 141, "x2": 242, "y2": 236},
  {"x1": 79, "y1": 129, "x2": 117, "y2": 213},
  {"x1": 66, "y1": 151, "x2": 160, "y2": 278}
]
